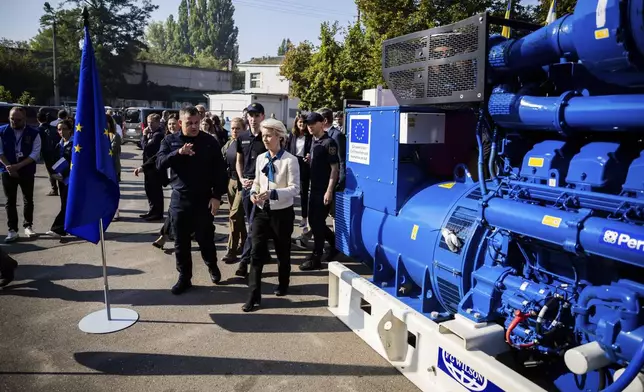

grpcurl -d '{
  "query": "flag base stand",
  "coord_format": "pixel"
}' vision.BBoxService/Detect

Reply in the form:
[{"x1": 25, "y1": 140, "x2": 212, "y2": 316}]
[
  {"x1": 77, "y1": 219, "x2": 139, "y2": 334},
  {"x1": 79, "y1": 308, "x2": 139, "y2": 334}
]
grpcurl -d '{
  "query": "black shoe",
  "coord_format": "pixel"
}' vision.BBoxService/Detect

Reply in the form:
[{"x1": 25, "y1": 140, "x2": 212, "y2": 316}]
[
  {"x1": 235, "y1": 263, "x2": 248, "y2": 277},
  {"x1": 222, "y1": 250, "x2": 237, "y2": 264},
  {"x1": 324, "y1": 248, "x2": 339, "y2": 261},
  {"x1": 299, "y1": 255, "x2": 322, "y2": 271},
  {"x1": 242, "y1": 296, "x2": 261, "y2": 312},
  {"x1": 139, "y1": 212, "x2": 151, "y2": 218},
  {"x1": 47, "y1": 189, "x2": 58, "y2": 196},
  {"x1": 171, "y1": 279, "x2": 192, "y2": 295},
  {"x1": 209, "y1": 266, "x2": 222, "y2": 284},
  {"x1": 274, "y1": 286, "x2": 288, "y2": 296},
  {"x1": 144, "y1": 214, "x2": 164, "y2": 221}
]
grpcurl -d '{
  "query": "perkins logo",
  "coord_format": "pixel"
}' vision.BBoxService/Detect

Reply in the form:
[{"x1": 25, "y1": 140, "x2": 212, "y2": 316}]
[
  {"x1": 437, "y1": 347, "x2": 504, "y2": 392},
  {"x1": 601, "y1": 228, "x2": 644, "y2": 253}
]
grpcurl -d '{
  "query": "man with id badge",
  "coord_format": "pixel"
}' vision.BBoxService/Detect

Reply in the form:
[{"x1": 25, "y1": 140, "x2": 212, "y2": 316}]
[{"x1": 0, "y1": 106, "x2": 41, "y2": 243}]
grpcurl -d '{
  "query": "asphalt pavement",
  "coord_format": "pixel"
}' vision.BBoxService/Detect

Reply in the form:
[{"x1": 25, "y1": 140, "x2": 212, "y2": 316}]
[{"x1": 0, "y1": 144, "x2": 417, "y2": 392}]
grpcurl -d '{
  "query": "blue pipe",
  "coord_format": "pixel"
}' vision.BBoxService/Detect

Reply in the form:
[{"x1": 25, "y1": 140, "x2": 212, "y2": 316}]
[
  {"x1": 484, "y1": 198, "x2": 644, "y2": 267},
  {"x1": 600, "y1": 340, "x2": 644, "y2": 392},
  {"x1": 488, "y1": 0, "x2": 644, "y2": 87},
  {"x1": 488, "y1": 92, "x2": 644, "y2": 132}
]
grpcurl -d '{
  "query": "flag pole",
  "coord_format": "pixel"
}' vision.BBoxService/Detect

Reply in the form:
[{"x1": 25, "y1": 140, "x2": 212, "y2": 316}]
[
  {"x1": 99, "y1": 218, "x2": 112, "y2": 320},
  {"x1": 76, "y1": 5, "x2": 138, "y2": 334}
]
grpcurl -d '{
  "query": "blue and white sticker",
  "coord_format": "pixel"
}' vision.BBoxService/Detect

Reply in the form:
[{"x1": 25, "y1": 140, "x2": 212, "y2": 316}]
[
  {"x1": 437, "y1": 347, "x2": 504, "y2": 392},
  {"x1": 601, "y1": 228, "x2": 644, "y2": 254}
]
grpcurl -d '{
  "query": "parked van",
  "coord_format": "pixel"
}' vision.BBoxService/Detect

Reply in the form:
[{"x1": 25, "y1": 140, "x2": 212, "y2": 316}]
[{"x1": 123, "y1": 107, "x2": 179, "y2": 147}]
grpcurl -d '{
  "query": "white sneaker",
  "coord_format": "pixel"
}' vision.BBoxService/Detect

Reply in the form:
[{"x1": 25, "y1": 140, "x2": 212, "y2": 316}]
[
  {"x1": 45, "y1": 230, "x2": 61, "y2": 238},
  {"x1": 5, "y1": 230, "x2": 18, "y2": 243},
  {"x1": 24, "y1": 227, "x2": 37, "y2": 238}
]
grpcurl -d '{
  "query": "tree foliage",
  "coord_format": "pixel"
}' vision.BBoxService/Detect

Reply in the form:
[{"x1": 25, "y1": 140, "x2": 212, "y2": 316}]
[
  {"x1": 282, "y1": 0, "x2": 550, "y2": 110},
  {"x1": 0, "y1": 40, "x2": 52, "y2": 103},
  {"x1": 28, "y1": 0, "x2": 158, "y2": 98},
  {"x1": 139, "y1": 0, "x2": 239, "y2": 70},
  {"x1": 277, "y1": 38, "x2": 292, "y2": 56}
]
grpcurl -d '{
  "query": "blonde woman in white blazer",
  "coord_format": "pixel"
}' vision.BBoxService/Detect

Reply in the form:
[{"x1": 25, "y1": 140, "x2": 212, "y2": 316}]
[{"x1": 243, "y1": 118, "x2": 300, "y2": 312}]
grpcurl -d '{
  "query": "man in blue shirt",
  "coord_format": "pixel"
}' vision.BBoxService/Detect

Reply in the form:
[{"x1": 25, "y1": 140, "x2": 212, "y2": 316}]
[{"x1": 0, "y1": 106, "x2": 41, "y2": 243}]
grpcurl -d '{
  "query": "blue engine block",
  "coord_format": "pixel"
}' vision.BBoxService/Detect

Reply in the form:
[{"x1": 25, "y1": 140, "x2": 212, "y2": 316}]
[{"x1": 335, "y1": 1, "x2": 644, "y2": 391}]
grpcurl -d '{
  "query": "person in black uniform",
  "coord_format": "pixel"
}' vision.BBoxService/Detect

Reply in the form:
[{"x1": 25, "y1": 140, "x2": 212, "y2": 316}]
[
  {"x1": 45, "y1": 119, "x2": 73, "y2": 237},
  {"x1": 137, "y1": 113, "x2": 165, "y2": 221},
  {"x1": 299, "y1": 112, "x2": 339, "y2": 271},
  {"x1": 234, "y1": 102, "x2": 267, "y2": 277},
  {"x1": 156, "y1": 105, "x2": 228, "y2": 295}
]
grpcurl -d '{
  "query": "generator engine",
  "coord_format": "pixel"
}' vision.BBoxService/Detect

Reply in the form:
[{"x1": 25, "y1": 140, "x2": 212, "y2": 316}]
[{"x1": 336, "y1": 1, "x2": 644, "y2": 391}]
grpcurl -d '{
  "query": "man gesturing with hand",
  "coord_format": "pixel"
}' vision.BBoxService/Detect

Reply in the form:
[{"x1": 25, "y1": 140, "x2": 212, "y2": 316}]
[{"x1": 157, "y1": 105, "x2": 228, "y2": 295}]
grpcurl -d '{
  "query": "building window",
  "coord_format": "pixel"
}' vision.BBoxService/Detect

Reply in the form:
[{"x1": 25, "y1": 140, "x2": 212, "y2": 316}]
[{"x1": 250, "y1": 72, "x2": 262, "y2": 88}]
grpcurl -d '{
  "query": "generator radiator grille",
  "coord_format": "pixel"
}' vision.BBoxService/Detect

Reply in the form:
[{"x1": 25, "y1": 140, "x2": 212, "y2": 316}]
[{"x1": 382, "y1": 13, "x2": 488, "y2": 107}]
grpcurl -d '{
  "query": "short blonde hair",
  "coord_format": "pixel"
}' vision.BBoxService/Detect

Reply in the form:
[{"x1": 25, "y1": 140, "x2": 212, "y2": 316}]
[
  {"x1": 260, "y1": 118, "x2": 287, "y2": 148},
  {"x1": 230, "y1": 117, "x2": 244, "y2": 128}
]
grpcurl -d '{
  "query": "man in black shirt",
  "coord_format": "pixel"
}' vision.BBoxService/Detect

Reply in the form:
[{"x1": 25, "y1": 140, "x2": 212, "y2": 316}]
[
  {"x1": 234, "y1": 103, "x2": 267, "y2": 277},
  {"x1": 138, "y1": 113, "x2": 165, "y2": 220},
  {"x1": 157, "y1": 105, "x2": 228, "y2": 295},
  {"x1": 299, "y1": 112, "x2": 339, "y2": 271}
]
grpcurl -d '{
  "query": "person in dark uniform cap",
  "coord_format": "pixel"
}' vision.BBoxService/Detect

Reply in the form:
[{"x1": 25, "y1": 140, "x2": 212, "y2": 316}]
[
  {"x1": 157, "y1": 105, "x2": 228, "y2": 295},
  {"x1": 234, "y1": 102, "x2": 267, "y2": 277},
  {"x1": 299, "y1": 112, "x2": 339, "y2": 271}
]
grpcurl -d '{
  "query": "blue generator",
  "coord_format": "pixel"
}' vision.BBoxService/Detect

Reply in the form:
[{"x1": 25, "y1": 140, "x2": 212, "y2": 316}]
[{"x1": 330, "y1": 1, "x2": 644, "y2": 392}]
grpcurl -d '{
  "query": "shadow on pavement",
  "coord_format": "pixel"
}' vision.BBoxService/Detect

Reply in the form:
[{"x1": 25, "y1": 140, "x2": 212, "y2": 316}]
[
  {"x1": 210, "y1": 313, "x2": 349, "y2": 333},
  {"x1": 0, "y1": 280, "x2": 327, "y2": 308},
  {"x1": 71, "y1": 351, "x2": 399, "y2": 376},
  {"x1": 4, "y1": 263, "x2": 143, "y2": 281}
]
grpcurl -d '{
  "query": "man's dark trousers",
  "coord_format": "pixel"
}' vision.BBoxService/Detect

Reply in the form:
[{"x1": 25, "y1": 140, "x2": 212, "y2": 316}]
[
  {"x1": 170, "y1": 194, "x2": 218, "y2": 281},
  {"x1": 308, "y1": 192, "x2": 335, "y2": 255},
  {"x1": 144, "y1": 171, "x2": 165, "y2": 217},
  {"x1": 238, "y1": 187, "x2": 255, "y2": 267},
  {"x1": 2, "y1": 172, "x2": 35, "y2": 232}
]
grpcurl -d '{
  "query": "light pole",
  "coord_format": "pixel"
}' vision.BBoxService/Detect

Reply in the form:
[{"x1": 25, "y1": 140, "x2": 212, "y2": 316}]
[{"x1": 44, "y1": 2, "x2": 60, "y2": 106}]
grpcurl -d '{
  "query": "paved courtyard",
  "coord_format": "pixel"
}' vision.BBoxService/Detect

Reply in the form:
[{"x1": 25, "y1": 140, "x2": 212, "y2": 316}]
[{"x1": 0, "y1": 144, "x2": 417, "y2": 392}]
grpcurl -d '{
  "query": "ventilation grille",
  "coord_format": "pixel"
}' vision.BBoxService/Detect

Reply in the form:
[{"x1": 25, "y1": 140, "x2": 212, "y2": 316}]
[
  {"x1": 439, "y1": 206, "x2": 478, "y2": 255},
  {"x1": 382, "y1": 13, "x2": 488, "y2": 107},
  {"x1": 437, "y1": 276, "x2": 461, "y2": 313}
]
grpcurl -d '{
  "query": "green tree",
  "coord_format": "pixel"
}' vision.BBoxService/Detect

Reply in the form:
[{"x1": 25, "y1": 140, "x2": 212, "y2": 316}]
[
  {"x1": 206, "y1": 0, "x2": 239, "y2": 63},
  {"x1": 178, "y1": 0, "x2": 191, "y2": 54},
  {"x1": 17, "y1": 91, "x2": 37, "y2": 105},
  {"x1": 0, "y1": 85, "x2": 13, "y2": 102},
  {"x1": 280, "y1": 41, "x2": 314, "y2": 106},
  {"x1": 0, "y1": 40, "x2": 52, "y2": 103},
  {"x1": 533, "y1": 0, "x2": 576, "y2": 24},
  {"x1": 277, "y1": 38, "x2": 292, "y2": 56},
  {"x1": 31, "y1": 0, "x2": 158, "y2": 98},
  {"x1": 338, "y1": 23, "x2": 370, "y2": 102},
  {"x1": 283, "y1": 22, "x2": 344, "y2": 110}
]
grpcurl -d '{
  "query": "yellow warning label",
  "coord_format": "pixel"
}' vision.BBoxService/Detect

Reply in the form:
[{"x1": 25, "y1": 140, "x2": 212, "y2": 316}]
[
  {"x1": 528, "y1": 157, "x2": 544, "y2": 168},
  {"x1": 595, "y1": 28, "x2": 609, "y2": 40},
  {"x1": 542, "y1": 215, "x2": 562, "y2": 228},
  {"x1": 548, "y1": 178, "x2": 557, "y2": 187},
  {"x1": 439, "y1": 182, "x2": 456, "y2": 189},
  {"x1": 411, "y1": 224, "x2": 419, "y2": 240}
]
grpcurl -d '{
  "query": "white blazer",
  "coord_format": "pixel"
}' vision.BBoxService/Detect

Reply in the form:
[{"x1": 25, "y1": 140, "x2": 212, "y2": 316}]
[{"x1": 251, "y1": 150, "x2": 300, "y2": 210}]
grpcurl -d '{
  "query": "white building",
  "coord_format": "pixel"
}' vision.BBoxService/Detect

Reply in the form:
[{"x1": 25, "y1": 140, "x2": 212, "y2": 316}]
[
  {"x1": 237, "y1": 57, "x2": 290, "y2": 95},
  {"x1": 207, "y1": 56, "x2": 301, "y2": 126}
]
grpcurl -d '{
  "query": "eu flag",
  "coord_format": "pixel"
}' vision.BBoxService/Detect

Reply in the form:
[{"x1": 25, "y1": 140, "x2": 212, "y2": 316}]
[
  {"x1": 350, "y1": 119, "x2": 370, "y2": 144},
  {"x1": 64, "y1": 25, "x2": 120, "y2": 244}
]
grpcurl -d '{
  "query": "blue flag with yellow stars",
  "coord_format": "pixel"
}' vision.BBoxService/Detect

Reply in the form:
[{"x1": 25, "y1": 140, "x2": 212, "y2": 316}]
[{"x1": 64, "y1": 24, "x2": 120, "y2": 244}]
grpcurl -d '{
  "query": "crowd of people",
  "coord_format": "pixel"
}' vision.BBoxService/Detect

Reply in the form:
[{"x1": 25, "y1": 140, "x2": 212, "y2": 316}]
[{"x1": 0, "y1": 103, "x2": 348, "y2": 313}]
